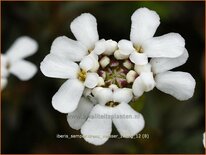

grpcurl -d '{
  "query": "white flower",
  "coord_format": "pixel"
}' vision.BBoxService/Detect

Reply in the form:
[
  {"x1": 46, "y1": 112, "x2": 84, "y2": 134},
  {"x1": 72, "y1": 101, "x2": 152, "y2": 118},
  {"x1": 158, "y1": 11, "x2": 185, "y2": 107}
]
[
  {"x1": 117, "y1": 8, "x2": 185, "y2": 65},
  {"x1": 203, "y1": 132, "x2": 205, "y2": 148},
  {"x1": 50, "y1": 13, "x2": 117, "y2": 71},
  {"x1": 40, "y1": 53, "x2": 100, "y2": 113},
  {"x1": 132, "y1": 49, "x2": 196, "y2": 101},
  {"x1": 1, "y1": 36, "x2": 38, "y2": 90},
  {"x1": 80, "y1": 87, "x2": 145, "y2": 145}
]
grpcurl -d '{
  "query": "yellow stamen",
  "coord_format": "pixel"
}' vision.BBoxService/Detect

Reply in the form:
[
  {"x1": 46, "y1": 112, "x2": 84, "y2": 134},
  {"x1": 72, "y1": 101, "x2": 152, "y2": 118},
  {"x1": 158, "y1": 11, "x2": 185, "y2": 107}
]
[{"x1": 78, "y1": 70, "x2": 87, "y2": 82}]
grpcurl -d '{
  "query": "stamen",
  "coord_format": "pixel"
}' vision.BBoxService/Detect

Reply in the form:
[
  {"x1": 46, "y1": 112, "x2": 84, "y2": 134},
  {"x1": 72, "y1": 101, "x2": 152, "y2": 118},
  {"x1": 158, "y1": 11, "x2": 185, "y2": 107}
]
[
  {"x1": 134, "y1": 45, "x2": 143, "y2": 53},
  {"x1": 78, "y1": 69, "x2": 87, "y2": 82},
  {"x1": 105, "y1": 101, "x2": 119, "y2": 107}
]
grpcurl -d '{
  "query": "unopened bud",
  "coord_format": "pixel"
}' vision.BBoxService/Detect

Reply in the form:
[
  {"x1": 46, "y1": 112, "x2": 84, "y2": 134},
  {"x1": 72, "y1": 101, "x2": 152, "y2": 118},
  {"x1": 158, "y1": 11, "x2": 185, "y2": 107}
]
[
  {"x1": 100, "y1": 56, "x2": 110, "y2": 68},
  {"x1": 114, "y1": 50, "x2": 128, "y2": 60},
  {"x1": 109, "y1": 84, "x2": 118, "y2": 90},
  {"x1": 126, "y1": 70, "x2": 137, "y2": 83},
  {"x1": 123, "y1": 60, "x2": 132, "y2": 69},
  {"x1": 98, "y1": 77, "x2": 105, "y2": 86}
]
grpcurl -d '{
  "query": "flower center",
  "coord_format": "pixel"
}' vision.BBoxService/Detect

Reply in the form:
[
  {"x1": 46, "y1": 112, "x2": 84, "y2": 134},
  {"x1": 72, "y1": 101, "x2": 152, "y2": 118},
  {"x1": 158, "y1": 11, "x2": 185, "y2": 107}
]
[
  {"x1": 98, "y1": 55, "x2": 133, "y2": 88},
  {"x1": 134, "y1": 45, "x2": 143, "y2": 53},
  {"x1": 78, "y1": 69, "x2": 87, "y2": 82},
  {"x1": 105, "y1": 101, "x2": 119, "y2": 107}
]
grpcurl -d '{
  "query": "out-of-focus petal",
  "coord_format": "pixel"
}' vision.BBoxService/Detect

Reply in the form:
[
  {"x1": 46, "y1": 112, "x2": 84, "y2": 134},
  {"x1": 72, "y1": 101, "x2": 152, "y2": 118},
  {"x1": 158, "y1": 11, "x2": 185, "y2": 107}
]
[
  {"x1": 67, "y1": 97, "x2": 94, "y2": 130},
  {"x1": 81, "y1": 104, "x2": 112, "y2": 145},
  {"x1": 10, "y1": 60, "x2": 37, "y2": 81},
  {"x1": 6, "y1": 36, "x2": 38, "y2": 62}
]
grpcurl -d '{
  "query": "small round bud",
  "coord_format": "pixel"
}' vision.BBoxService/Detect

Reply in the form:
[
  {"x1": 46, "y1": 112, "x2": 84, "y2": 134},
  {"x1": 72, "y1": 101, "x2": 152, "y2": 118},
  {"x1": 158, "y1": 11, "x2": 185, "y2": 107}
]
[
  {"x1": 100, "y1": 56, "x2": 110, "y2": 68},
  {"x1": 126, "y1": 70, "x2": 137, "y2": 83},
  {"x1": 98, "y1": 77, "x2": 105, "y2": 86},
  {"x1": 123, "y1": 60, "x2": 132, "y2": 69},
  {"x1": 98, "y1": 70, "x2": 106, "y2": 79},
  {"x1": 114, "y1": 50, "x2": 129, "y2": 60},
  {"x1": 109, "y1": 84, "x2": 118, "y2": 90}
]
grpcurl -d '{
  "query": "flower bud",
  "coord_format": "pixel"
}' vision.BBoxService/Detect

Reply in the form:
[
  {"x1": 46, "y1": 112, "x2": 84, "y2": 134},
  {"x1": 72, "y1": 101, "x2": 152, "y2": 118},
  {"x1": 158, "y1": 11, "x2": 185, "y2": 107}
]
[
  {"x1": 126, "y1": 70, "x2": 137, "y2": 83},
  {"x1": 109, "y1": 84, "x2": 118, "y2": 90},
  {"x1": 98, "y1": 77, "x2": 105, "y2": 86},
  {"x1": 114, "y1": 50, "x2": 128, "y2": 60},
  {"x1": 123, "y1": 60, "x2": 132, "y2": 69},
  {"x1": 100, "y1": 56, "x2": 110, "y2": 68}
]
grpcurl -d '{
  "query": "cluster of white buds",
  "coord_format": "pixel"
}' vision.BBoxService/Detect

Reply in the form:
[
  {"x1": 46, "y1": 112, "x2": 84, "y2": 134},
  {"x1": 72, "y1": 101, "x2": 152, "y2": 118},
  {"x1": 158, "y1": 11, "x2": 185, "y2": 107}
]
[{"x1": 40, "y1": 8, "x2": 196, "y2": 145}]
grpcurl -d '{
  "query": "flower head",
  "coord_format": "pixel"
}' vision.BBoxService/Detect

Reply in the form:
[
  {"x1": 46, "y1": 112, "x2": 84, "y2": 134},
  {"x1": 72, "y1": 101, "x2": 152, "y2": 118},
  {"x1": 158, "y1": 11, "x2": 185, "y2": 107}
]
[{"x1": 1, "y1": 36, "x2": 38, "y2": 90}]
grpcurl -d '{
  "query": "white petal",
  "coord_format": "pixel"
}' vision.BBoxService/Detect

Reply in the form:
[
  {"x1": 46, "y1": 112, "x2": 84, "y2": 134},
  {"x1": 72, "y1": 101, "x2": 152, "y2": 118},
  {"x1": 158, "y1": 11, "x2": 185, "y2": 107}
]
[
  {"x1": 84, "y1": 72, "x2": 99, "y2": 89},
  {"x1": 92, "y1": 87, "x2": 113, "y2": 105},
  {"x1": 1, "y1": 66, "x2": 9, "y2": 78},
  {"x1": 113, "y1": 88, "x2": 133, "y2": 103},
  {"x1": 80, "y1": 54, "x2": 99, "y2": 72},
  {"x1": 132, "y1": 72, "x2": 155, "y2": 97},
  {"x1": 81, "y1": 104, "x2": 112, "y2": 145},
  {"x1": 143, "y1": 33, "x2": 185, "y2": 58},
  {"x1": 134, "y1": 63, "x2": 152, "y2": 75},
  {"x1": 70, "y1": 13, "x2": 99, "y2": 50},
  {"x1": 118, "y1": 39, "x2": 135, "y2": 55},
  {"x1": 103, "y1": 40, "x2": 117, "y2": 55},
  {"x1": 114, "y1": 50, "x2": 129, "y2": 60},
  {"x1": 150, "y1": 49, "x2": 189, "y2": 74},
  {"x1": 1, "y1": 78, "x2": 8, "y2": 90},
  {"x1": 113, "y1": 103, "x2": 145, "y2": 138},
  {"x1": 40, "y1": 54, "x2": 79, "y2": 79},
  {"x1": 1, "y1": 54, "x2": 8, "y2": 67},
  {"x1": 67, "y1": 97, "x2": 94, "y2": 130},
  {"x1": 155, "y1": 71, "x2": 196, "y2": 101},
  {"x1": 1, "y1": 55, "x2": 9, "y2": 78},
  {"x1": 52, "y1": 79, "x2": 84, "y2": 113},
  {"x1": 92, "y1": 39, "x2": 106, "y2": 55},
  {"x1": 6, "y1": 36, "x2": 38, "y2": 62},
  {"x1": 129, "y1": 52, "x2": 148, "y2": 65},
  {"x1": 10, "y1": 60, "x2": 37, "y2": 81},
  {"x1": 50, "y1": 36, "x2": 87, "y2": 62},
  {"x1": 130, "y1": 8, "x2": 160, "y2": 45}
]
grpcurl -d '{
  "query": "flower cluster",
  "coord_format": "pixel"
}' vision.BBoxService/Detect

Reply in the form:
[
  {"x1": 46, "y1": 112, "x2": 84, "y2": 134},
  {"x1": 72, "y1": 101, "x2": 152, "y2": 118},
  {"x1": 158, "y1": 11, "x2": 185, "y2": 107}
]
[
  {"x1": 1, "y1": 37, "x2": 38, "y2": 90},
  {"x1": 40, "y1": 8, "x2": 196, "y2": 145}
]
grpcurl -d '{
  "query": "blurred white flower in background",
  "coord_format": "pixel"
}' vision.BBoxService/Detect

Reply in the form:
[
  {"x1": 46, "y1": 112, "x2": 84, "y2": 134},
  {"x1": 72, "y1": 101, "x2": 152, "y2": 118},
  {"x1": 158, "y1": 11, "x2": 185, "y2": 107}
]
[
  {"x1": 1, "y1": 36, "x2": 38, "y2": 90},
  {"x1": 40, "y1": 7, "x2": 196, "y2": 146},
  {"x1": 203, "y1": 132, "x2": 205, "y2": 148}
]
